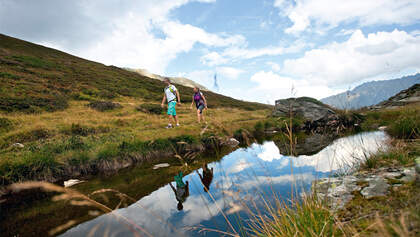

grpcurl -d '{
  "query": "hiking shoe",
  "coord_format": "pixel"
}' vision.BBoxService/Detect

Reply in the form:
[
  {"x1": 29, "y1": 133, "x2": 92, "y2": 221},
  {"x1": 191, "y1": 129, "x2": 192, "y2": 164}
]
[
  {"x1": 166, "y1": 124, "x2": 173, "y2": 129},
  {"x1": 176, "y1": 124, "x2": 180, "y2": 127}
]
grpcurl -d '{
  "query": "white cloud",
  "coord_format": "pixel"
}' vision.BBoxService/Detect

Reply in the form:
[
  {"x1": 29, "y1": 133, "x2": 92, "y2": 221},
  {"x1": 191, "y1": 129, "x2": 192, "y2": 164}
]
[
  {"x1": 200, "y1": 52, "x2": 230, "y2": 66},
  {"x1": 282, "y1": 29, "x2": 420, "y2": 86},
  {"x1": 216, "y1": 66, "x2": 244, "y2": 80},
  {"x1": 249, "y1": 70, "x2": 343, "y2": 102},
  {"x1": 337, "y1": 29, "x2": 357, "y2": 36},
  {"x1": 295, "y1": 131, "x2": 389, "y2": 172},
  {"x1": 250, "y1": 71, "x2": 295, "y2": 90},
  {"x1": 253, "y1": 142, "x2": 285, "y2": 162},
  {"x1": 266, "y1": 62, "x2": 281, "y2": 71},
  {"x1": 275, "y1": 0, "x2": 420, "y2": 34},
  {"x1": 83, "y1": 13, "x2": 245, "y2": 74},
  {"x1": 0, "y1": 0, "x2": 243, "y2": 75},
  {"x1": 201, "y1": 42, "x2": 305, "y2": 66}
]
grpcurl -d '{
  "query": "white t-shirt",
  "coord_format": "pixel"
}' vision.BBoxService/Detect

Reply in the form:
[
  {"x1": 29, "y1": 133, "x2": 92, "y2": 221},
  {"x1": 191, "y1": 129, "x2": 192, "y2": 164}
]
[{"x1": 164, "y1": 85, "x2": 177, "y2": 102}]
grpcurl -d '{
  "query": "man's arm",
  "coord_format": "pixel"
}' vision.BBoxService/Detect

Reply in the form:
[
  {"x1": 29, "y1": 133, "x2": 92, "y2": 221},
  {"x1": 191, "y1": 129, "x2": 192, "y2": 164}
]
[
  {"x1": 161, "y1": 93, "x2": 166, "y2": 108},
  {"x1": 176, "y1": 90, "x2": 181, "y2": 104},
  {"x1": 169, "y1": 182, "x2": 176, "y2": 193}
]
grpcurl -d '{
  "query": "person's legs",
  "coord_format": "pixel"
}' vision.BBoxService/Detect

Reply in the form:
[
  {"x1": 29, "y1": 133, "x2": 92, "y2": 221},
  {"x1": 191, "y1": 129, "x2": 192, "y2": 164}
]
[
  {"x1": 167, "y1": 101, "x2": 179, "y2": 127},
  {"x1": 196, "y1": 109, "x2": 201, "y2": 123},
  {"x1": 174, "y1": 115, "x2": 179, "y2": 126},
  {"x1": 201, "y1": 107, "x2": 206, "y2": 124},
  {"x1": 169, "y1": 115, "x2": 175, "y2": 123},
  {"x1": 197, "y1": 104, "x2": 205, "y2": 124}
]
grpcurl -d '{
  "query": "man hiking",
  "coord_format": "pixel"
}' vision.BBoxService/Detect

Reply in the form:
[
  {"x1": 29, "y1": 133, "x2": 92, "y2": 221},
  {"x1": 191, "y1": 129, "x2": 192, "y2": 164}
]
[
  {"x1": 161, "y1": 78, "x2": 181, "y2": 128},
  {"x1": 169, "y1": 171, "x2": 189, "y2": 211}
]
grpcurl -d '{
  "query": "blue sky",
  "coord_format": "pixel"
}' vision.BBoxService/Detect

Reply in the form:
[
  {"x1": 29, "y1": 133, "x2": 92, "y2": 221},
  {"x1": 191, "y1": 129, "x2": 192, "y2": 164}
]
[{"x1": 1, "y1": 0, "x2": 419, "y2": 104}]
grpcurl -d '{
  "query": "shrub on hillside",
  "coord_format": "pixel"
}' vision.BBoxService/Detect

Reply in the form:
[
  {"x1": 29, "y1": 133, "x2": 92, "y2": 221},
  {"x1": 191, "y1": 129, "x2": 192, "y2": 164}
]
[
  {"x1": 136, "y1": 103, "x2": 163, "y2": 115},
  {"x1": 388, "y1": 116, "x2": 419, "y2": 139},
  {"x1": 0, "y1": 117, "x2": 13, "y2": 132},
  {"x1": 62, "y1": 123, "x2": 97, "y2": 136},
  {"x1": 87, "y1": 101, "x2": 122, "y2": 111},
  {"x1": 4, "y1": 128, "x2": 51, "y2": 146}
]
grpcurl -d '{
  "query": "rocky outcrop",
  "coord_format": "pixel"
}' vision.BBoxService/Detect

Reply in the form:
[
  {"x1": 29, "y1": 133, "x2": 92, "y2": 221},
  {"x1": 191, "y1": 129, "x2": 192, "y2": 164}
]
[
  {"x1": 273, "y1": 97, "x2": 335, "y2": 121},
  {"x1": 370, "y1": 83, "x2": 420, "y2": 110},
  {"x1": 313, "y1": 166, "x2": 417, "y2": 210},
  {"x1": 273, "y1": 97, "x2": 362, "y2": 134}
]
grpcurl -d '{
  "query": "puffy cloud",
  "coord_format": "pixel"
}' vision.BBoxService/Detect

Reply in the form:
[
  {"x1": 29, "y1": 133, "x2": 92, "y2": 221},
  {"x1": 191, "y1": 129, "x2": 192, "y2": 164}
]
[
  {"x1": 0, "y1": 0, "x2": 243, "y2": 74},
  {"x1": 274, "y1": 0, "x2": 420, "y2": 34},
  {"x1": 184, "y1": 66, "x2": 243, "y2": 89},
  {"x1": 249, "y1": 70, "x2": 343, "y2": 102},
  {"x1": 216, "y1": 67, "x2": 244, "y2": 80},
  {"x1": 201, "y1": 42, "x2": 306, "y2": 66},
  {"x1": 282, "y1": 29, "x2": 420, "y2": 86},
  {"x1": 266, "y1": 62, "x2": 281, "y2": 71}
]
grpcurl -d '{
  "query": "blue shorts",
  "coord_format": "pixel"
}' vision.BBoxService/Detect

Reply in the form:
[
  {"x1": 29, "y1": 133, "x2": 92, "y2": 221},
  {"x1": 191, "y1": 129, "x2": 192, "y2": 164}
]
[
  {"x1": 167, "y1": 101, "x2": 177, "y2": 116},
  {"x1": 196, "y1": 104, "x2": 205, "y2": 114}
]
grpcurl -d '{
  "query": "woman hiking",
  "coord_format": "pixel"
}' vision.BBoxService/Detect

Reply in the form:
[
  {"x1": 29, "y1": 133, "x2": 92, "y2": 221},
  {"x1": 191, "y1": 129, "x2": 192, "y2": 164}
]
[{"x1": 190, "y1": 87, "x2": 207, "y2": 124}]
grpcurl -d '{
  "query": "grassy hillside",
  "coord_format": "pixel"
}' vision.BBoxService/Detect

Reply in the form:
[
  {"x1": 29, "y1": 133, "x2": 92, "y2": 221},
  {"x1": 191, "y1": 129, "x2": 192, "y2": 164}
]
[
  {"x1": 0, "y1": 34, "x2": 272, "y2": 184},
  {"x1": 0, "y1": 34, "x2": 270, "y2": 113}
]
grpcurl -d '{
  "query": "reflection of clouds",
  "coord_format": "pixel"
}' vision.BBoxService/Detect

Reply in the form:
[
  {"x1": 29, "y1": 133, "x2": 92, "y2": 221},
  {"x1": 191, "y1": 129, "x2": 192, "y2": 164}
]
[
  {"x1": 228, "y1": 159, "x2": 252, "y2": 173},
  {"x1": 63, "y1": 131, "x2": 389, "y2": 237},
  {"x1": 294, "y1": 131, "x2": 389, "y2": 172},
  {"x1": 237, "y1": 173, "x2": 315, "y2": 191},
  {"x1": 253, "y1": 142, "x2": 286, "y2": 162},
  {"x1": 63, "y1": 182, "x2": 232, "y2": 237}
]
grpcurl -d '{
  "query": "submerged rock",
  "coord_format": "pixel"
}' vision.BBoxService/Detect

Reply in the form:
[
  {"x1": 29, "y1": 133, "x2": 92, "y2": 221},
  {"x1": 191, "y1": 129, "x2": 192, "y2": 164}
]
[
  {"x1": 64, "y1": 179, "x2": 85, "y2": 188},
  {"x1": 153, "y1": 163, "x2": 170, "y2": 170}
]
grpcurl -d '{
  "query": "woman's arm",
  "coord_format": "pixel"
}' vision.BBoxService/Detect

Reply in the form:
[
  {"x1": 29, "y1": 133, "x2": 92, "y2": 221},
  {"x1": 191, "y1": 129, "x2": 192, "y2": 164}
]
[
  {"x1": 202, "y1": 94, "x2": 208, "y2": 108},
  {"x1": 190, "y1": 95, "x2": 194, "y2": 109}
]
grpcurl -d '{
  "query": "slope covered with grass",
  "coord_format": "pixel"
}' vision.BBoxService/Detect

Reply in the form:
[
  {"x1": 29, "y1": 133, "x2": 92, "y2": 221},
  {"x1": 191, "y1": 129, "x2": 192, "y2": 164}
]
[
  {"x1": 0, "y1": 34, "x2": 270, "y2": 113},
  {"x1": 0, "y1": 34, "x2": 272, "y2": 184}
]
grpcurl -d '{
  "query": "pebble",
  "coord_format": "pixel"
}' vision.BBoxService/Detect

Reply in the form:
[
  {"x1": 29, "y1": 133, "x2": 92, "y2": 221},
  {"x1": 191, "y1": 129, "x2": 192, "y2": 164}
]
[
  {"x1": 64, "y1": 179, "x2": 84, "y2": 188},
  {"x1": 153, "y1": 163, "x2": 170, "y2": 170},
  {"x1": 12, "y1": 143, "x2": 24, "y2": 148}
]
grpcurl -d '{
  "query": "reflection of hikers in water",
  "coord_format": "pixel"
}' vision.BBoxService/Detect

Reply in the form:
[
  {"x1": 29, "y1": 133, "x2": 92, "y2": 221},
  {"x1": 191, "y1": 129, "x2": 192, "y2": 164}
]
[
  {"x1": 196, "y1": 163, "x2": 213, "y2": 192},
  {"x1": 169, "y1": 171, "x2": 189, "y2": 211}
]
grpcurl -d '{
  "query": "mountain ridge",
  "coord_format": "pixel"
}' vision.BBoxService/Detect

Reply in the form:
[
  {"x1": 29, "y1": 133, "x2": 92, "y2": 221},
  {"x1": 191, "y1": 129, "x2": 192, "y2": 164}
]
[
  {"x1": 321, "y1": 74, "x2": 420, "y2": 109},
  {"x1": 125, "y1": 68, "x2": 209, "y2": 91}
]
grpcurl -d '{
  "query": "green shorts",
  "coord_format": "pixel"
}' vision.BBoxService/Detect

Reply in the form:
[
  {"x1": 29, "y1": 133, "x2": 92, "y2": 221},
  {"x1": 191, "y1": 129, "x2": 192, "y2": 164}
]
[{"x1": 167, "y1": 101, "x2": 177, "y2": 116}]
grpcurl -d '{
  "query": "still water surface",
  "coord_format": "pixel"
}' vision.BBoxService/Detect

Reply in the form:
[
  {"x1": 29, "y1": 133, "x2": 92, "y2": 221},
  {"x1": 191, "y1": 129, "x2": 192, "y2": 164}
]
[{"x1": 62, "y1": 131, "x2": 389, "y2": 237}]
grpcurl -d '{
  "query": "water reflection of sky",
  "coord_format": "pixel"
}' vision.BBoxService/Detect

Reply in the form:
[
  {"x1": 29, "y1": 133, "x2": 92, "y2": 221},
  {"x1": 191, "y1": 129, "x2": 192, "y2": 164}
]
[{"x1": 62, "y1": 131, "x2": 389, "y2": 237}]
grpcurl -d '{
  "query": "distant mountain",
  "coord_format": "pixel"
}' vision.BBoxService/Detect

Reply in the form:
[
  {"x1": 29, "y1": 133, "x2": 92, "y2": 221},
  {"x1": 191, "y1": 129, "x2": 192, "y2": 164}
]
[
  {"x1": 126, "y1": 68, "x2": 209, "y2": 91},
  {"x1": 371, "y1": 83, "x2": 420, "y2": 109},
  {"x1": 321, "y1": 74, "x2": 420, "y2": 109}
]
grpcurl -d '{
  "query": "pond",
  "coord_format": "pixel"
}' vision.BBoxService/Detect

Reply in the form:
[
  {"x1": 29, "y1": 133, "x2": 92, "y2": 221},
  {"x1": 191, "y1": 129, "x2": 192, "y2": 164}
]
[{"x1": 61, "y1": 131, "x2": 389, "y2": 237}]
